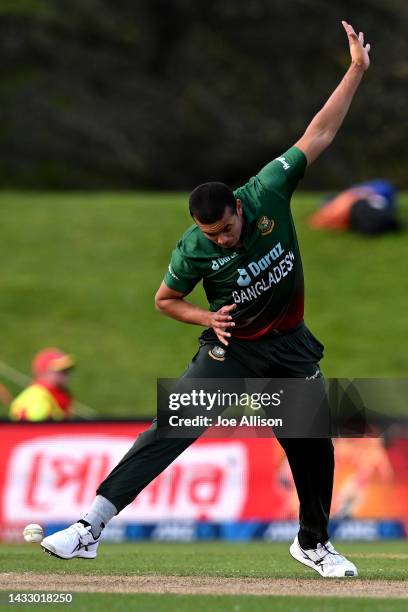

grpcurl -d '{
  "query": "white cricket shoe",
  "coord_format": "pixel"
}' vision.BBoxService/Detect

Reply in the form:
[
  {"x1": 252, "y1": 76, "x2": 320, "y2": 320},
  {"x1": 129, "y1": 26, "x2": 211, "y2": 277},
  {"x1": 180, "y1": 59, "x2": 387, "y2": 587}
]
[
  {"x1": 290, "y1": 536, "x2": 358, "y2": 577},
  {"x1": 41, "y1": 522, "x2": 100, "y2": 560}
]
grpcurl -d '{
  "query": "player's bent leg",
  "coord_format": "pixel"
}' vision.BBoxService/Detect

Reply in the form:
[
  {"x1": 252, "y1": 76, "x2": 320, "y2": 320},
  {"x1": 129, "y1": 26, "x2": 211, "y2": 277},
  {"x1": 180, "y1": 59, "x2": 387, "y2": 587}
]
[
  {"x1": 96, "y1": 419, "x2": 195, "y2": 511},
  {"x1": 41, "y1": 422, "x2": 196, "y2": 559},
  {"x1": 97, "y1": 338, "x2": 259, "y2": 512},
  {"x1": 41, "y1": 336, "x2": 260, "y2": 559}
]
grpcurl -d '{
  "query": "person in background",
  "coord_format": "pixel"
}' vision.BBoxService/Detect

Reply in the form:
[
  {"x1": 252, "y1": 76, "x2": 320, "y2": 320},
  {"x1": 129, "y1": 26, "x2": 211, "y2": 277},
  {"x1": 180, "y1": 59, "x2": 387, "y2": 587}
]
[
  {"x1": 308, "y1": 179, "x2": 401, "y2": 234},
  {"x1": 9, "y1": 348, "x2": 76, "y2": 421}
]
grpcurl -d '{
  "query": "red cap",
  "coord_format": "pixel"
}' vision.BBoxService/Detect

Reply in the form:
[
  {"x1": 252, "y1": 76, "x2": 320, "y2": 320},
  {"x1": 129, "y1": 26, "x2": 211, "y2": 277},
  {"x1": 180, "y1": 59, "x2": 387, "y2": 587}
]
[{"x1": 32, "y1": 348, "x2": 76, "y2": 378}]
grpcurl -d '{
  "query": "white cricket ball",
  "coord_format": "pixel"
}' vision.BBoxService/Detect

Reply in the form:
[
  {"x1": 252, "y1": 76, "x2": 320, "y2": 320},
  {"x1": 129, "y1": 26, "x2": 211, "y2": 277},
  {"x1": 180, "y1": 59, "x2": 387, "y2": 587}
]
[{"x1": 23, "y1": 523, "x2": 44, "y2": 543}]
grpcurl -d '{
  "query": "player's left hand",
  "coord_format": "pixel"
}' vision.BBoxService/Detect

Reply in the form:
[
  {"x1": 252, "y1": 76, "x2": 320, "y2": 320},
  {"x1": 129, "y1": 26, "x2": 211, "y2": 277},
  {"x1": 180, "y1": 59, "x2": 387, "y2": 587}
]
[{"x1": 342, "y1": 20, "x2": 371, "y2": 71}]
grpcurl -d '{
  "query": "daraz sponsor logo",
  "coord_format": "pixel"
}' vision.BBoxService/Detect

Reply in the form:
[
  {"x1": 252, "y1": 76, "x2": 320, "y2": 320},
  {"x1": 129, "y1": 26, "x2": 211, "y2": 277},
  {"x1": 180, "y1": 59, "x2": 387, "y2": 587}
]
[
  {"x1": 237, "y1": 243, "x2": 284, "y2": 287},
  {"x1": 211, "y1": 252, "x2": 238, "y2": 271},
  {"x1": 233, "y1": 252, "x2": 295, "y2": 304}
]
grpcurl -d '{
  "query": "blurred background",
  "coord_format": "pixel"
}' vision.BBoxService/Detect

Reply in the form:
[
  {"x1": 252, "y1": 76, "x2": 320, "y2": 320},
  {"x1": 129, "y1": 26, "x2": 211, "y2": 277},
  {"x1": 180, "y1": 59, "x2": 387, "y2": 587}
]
[
  {"x1": 0, "y1": 1, "x2": 407, "y2": 541},
  {"x1": 1, "y1": 0, "x2": 407, "y2": 190}
]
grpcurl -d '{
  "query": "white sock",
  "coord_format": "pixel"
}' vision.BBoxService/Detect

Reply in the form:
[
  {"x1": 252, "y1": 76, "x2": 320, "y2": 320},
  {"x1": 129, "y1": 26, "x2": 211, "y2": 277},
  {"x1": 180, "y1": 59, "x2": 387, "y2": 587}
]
[{"x1": 82, "y1": 495, "x2": 117, "y2": 538}]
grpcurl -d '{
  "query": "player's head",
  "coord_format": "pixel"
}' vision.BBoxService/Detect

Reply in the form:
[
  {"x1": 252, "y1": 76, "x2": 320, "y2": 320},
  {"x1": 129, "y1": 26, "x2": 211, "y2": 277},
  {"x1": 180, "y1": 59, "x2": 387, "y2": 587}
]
[
  {"x1": 32, "y1": 348, "x2": 75, "y2": 387},
  {"x1": 189, "y1": 182, "x2": 244, "y2": 249}
]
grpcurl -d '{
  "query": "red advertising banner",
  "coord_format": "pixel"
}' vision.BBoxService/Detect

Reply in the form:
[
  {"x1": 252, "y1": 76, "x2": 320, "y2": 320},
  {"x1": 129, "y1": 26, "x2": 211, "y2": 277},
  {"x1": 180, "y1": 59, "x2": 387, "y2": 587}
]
[{"x1": 0, "y1": 423, "x2": 407, "y2": 536}]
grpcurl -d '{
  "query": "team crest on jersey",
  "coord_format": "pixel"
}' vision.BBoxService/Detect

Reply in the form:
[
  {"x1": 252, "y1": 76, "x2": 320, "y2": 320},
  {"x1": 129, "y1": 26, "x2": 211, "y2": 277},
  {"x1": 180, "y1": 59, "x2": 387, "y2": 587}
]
[
  {"x1": 257, "y1": 215, "x2": 275, "y2": 236},
  {"x1": 209, "y1": 345, "x2": 226, "y2": 361}
]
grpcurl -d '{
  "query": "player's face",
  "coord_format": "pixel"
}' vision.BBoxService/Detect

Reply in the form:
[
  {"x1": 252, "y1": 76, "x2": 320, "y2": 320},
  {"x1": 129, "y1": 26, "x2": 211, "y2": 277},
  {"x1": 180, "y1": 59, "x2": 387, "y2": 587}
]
[
  {"x1": 195, "y1": 200, "x2": 244, "y2": 249},
  {"x1": 43, "y1": 369, "x2": 71, "y2": 388}
]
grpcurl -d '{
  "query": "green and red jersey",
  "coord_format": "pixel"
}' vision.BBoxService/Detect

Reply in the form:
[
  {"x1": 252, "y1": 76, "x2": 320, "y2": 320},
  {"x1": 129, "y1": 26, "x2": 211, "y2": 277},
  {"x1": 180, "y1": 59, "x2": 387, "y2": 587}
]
[{"x1": 163, "y1": 146, "x2": 307, "y2": 340}]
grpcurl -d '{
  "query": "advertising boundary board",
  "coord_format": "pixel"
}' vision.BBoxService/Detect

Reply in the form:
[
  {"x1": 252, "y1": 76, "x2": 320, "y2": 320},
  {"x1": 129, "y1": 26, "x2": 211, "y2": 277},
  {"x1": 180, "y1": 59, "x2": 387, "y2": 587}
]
[{"x1": 0, "y1": 422, "x2": 406, "y2": 541}]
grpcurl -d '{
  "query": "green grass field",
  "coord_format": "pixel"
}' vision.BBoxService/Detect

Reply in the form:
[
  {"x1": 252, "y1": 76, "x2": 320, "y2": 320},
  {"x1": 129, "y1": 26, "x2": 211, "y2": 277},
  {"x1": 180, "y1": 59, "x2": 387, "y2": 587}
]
[
  {"x1": 0, "y1": 191, "x2": 406, "y2": 417},
  {"x1": 3, "y1": 593, "x2": 407, "y2": 612},
  {"x1": 3, "y1": 540, "x2": 408, "y2": 578},
  {"x1": 0, "y1": 541, "x2": 407, "y2": 610}
]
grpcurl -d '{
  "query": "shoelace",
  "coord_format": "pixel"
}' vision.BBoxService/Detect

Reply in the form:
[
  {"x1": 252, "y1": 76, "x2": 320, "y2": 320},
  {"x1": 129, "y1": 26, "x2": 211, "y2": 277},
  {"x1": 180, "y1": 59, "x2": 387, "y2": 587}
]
[
  {"x1": 300, "y1": 542, "x2": 344, "y2": 567},
  {"x1": 315, "y1": 543, "x2": 345, "y2": 566},
  {"x1": 68, "y1": 524, "x2": 98, "y2": 554},
  {"x1": 74, "y1": 523, "x2": 99, "y2": 545}
]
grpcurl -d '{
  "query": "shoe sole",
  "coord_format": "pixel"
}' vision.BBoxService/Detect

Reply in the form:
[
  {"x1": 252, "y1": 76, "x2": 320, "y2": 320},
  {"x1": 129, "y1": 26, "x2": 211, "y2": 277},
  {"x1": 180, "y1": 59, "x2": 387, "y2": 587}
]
[
  {"x1": 289, "y1": 543, "x2": 357, "y2": 578},
  {"x1": 41, "y1": 542, "x2": 96, "y2": 560}
]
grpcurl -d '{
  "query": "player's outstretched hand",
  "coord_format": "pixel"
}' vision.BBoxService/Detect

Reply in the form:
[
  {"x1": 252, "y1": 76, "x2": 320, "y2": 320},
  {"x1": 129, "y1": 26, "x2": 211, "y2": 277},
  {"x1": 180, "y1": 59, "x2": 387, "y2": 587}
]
[
  {"x1": 342, "y1": 20, "x2": 371, "y2": 71},
  {"x1": 209, "y1": 304, "x2": 236, "y2": 346}
]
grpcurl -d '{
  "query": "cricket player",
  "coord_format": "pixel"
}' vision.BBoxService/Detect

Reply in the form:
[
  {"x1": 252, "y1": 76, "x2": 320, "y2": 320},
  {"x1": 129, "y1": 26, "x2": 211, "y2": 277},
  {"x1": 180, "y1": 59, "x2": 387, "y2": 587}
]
[{"x1": 42, "y1": 21, "x2": 370, "y2": 577}]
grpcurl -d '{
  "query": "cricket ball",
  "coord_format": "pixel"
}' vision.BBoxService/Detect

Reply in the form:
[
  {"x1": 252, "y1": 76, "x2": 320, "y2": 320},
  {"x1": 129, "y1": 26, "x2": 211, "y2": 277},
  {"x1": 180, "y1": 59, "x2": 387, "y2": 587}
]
[{"x1": 23, "y1": 523, "x2": 44, "y2": 543}]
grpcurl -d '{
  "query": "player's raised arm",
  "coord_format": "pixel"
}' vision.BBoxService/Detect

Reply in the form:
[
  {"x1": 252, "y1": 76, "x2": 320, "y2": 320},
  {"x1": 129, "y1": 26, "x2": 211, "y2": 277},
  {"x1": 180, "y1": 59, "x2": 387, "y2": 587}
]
[{"x1": 294, "y1": 21, "x2": 371, "y2": 166}]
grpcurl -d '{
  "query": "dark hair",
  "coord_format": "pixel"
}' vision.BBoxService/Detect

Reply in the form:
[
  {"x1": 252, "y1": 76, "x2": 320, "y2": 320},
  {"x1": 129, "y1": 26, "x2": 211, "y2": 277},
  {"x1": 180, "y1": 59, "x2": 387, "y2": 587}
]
[{"x1": 189, "y1": 182, "x2": 236, "y2": 223}]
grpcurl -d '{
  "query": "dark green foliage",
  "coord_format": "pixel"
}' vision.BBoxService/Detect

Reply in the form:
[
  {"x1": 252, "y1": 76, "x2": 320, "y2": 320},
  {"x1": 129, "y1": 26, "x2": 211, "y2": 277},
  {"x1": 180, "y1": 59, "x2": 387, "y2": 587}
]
[{"x1": 0, "y1": 1, "x2": 407, "y2": 188}]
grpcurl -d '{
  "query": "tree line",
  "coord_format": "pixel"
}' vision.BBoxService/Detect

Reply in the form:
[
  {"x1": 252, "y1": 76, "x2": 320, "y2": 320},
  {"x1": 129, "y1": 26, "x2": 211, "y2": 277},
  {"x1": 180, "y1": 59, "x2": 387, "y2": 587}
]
[{"x1": 0, "y1": 0, "x2": 407, "y2": 189}]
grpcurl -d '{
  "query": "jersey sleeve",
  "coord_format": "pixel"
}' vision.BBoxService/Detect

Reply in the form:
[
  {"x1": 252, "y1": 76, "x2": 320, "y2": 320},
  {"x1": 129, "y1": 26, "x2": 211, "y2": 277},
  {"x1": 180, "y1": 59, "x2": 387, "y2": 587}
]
[
  {"x1": 256, "y1": 146, "x2": 307, "y2": 200},
  {"x1": 163, "y1": 242, "x2": 201, "y2": 294}
]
